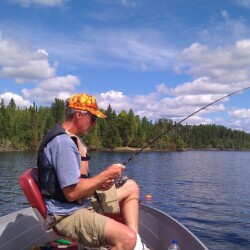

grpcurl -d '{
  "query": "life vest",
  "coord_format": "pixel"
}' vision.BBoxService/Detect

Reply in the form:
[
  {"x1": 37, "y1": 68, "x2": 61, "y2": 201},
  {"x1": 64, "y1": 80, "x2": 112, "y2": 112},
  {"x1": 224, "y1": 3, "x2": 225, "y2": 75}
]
[{"x1": 37, "y1": 124, "x2": 89, "y2": 202}]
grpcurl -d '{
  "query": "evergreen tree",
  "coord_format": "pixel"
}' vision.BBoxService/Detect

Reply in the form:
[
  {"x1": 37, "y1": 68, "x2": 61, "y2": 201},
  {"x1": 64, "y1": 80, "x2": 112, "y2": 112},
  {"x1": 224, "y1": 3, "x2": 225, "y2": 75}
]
[
  {"x1": 117, "y1": 110, "x2": 131, "y2": 146},
  {"x1": 51, "y1": 98, "x2": 65, "y2": 124},
  {"x1": 89, "y1": 123, "x2": 102, "y2": 149},
  {"x1": 151, "y1": 119, "x2": 172, "y2": 150},
  {"x1": 29, "y1": 103, "x2": 39, "y2": 149},
  {"x1": 101, "y1": 105, "x2": 121, "y2": 149}
]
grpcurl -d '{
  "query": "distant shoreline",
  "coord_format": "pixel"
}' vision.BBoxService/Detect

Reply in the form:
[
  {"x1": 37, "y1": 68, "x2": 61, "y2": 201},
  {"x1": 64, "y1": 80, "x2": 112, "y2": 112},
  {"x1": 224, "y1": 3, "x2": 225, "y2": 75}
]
[
  {"x1": 1, "y1": 146, "x2": 249, "y2": 153},
  {"x1": 0, "y1": 147, "x2": 24, "y2": 152},
  {"x1": 91, "y1": 147, "x2": 250, "y2": 152},
  {"x1": 101, "y1": 147, "x2": 151, "y2": 152}
]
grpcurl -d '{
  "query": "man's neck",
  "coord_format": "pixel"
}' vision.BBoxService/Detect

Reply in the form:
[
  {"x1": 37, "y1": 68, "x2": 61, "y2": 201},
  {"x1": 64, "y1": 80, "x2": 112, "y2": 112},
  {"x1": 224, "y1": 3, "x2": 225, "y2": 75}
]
[{"x1": 61, "y1": 121, "x2": 77, "y2": 135}]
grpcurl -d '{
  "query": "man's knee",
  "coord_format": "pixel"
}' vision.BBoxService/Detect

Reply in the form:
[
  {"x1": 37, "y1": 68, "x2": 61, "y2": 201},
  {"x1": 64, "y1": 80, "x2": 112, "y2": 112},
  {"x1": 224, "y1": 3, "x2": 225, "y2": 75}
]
[
  {"x1": 126, "y1": 229, "x2": 137, "y2": 249},
  {"x1": 105, "y1": 219, "x2": 136, "y2": 249},
  {"x1": 118, "y1": 229, "x2": 137, "y2": 249},
  {"x1": 126, "y1": 179, "x2": 139, "y2": 195},
  {"x1": 117, "y1": 179, "x2": 140, "y2": 202}
]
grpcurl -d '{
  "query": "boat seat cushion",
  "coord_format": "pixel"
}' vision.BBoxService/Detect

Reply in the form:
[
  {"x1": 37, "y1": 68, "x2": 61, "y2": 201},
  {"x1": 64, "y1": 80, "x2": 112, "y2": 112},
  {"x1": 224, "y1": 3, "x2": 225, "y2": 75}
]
[{"x1": 19, "y1": 168, "x2": 46, "y2": 219}]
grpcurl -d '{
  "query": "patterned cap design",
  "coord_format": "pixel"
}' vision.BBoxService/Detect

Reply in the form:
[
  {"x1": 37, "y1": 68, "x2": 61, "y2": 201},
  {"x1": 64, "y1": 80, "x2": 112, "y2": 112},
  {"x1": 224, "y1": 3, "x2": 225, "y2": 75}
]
[{"x1": 67, "y1": 93, "x2": 107, "y2": 118}]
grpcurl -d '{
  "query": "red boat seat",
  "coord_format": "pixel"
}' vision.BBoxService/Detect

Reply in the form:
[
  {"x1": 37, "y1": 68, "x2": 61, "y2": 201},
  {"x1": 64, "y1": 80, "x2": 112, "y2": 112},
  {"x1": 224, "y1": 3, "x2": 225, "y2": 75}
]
[{"x1": 19, "y1": 168, "x2": 46, "y2": 219}]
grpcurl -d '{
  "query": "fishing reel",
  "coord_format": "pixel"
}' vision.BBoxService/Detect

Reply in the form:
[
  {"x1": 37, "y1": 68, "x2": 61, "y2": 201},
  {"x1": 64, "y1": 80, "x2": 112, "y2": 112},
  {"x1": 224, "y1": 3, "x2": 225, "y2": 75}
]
[{"x1": 115, "y1": 175, "x2": 129, "y2": 188}]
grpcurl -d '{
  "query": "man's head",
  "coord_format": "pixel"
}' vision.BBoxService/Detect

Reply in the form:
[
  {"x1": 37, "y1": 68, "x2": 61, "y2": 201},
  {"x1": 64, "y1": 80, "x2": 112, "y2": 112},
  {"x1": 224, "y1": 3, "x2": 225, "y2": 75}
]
[
  {"x1": 66, "y1": 93, "x2": 107, "y2": 119},
  {"x1": 64, "y1": 93, "x2": 106, "y2": 134}
]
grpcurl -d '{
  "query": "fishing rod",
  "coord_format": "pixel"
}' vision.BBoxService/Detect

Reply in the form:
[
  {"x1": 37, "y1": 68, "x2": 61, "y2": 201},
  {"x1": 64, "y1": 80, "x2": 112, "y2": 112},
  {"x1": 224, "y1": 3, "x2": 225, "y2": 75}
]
[{"x1": 122, "y1": 86, "x2": 250, "y2": 166}]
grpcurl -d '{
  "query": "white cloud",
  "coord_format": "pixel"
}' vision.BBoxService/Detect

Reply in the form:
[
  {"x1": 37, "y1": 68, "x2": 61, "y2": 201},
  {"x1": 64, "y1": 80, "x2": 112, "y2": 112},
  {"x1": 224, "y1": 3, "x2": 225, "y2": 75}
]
[
  {"x1": 11, "y1": 0, "x2": 67, "y2": 7},
  {"x1": 0, "y1": 37, "x2": 47, "y2": 66},
  {"x1": 221, "y1": 10, "x2": 229, "y2": 20},
  {"x1": 39, "y1": 75, "x2": 79, "y2": 91},
  {"x1": 99, "y1": 90, "x2": 131, "y2": 111},
  {"x1": 170, "y1": 77, "x2": 236, "y2": 95},
  {"x1": 120, "y1": 0, "x2": 137, "y2": 7},
  {"x1": 1, "y1": 60, "x2": 57, "y2": 83},
  {"x1": 0, "y1": 92, "x2": 31, "y2": 107},
  {"x1": 197, "y1": 9, "x2": 248, "y2": 45},
  {"x1": 178, "y1": 40, "x2": 250, "y2": 84},
  {"x1": 22, "y1": 74, "x2": 80, "y2": 103},
  {"x1": 156, "y1": 83, "x2": 169, "y2": 95},
  {"x1": 0, "y1": 36, "x2": 57, "y2": 82},
  {"x1": 228, "y1": 108, "x2": 250, "y2": 119},
  {"x1": 234, "y1": 0, "x2": 250, "y2": 9},
  {"x1": 179, "y1": 115, "x2": 212, "y2": 126},
  {"x1": 220, "y1": 9, "x2": 247, "y2": 38},
  {"x1": 133, "y1": 93, "x2": 157, "y2": 107},
  {"x1": 224, "y1": 117, "x2": 250, "y2": 132}
]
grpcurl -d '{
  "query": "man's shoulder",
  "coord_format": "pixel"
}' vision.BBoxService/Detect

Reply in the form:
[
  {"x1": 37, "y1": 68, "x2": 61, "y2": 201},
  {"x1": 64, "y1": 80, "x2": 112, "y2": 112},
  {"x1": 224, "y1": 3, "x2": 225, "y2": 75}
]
[
  {"x1": 56, "y1": 133, "x2": 71, "y2": 141},
  {"x1": 49, "y1": 133, "x2": 77, "y2": 150}
]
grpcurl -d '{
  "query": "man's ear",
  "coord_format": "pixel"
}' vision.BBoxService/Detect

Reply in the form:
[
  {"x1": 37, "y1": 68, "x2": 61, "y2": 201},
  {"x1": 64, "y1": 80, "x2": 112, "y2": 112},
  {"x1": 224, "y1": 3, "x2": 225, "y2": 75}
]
[{"x1": 74, "y1": 111, "x2": 82, "y2": 119}]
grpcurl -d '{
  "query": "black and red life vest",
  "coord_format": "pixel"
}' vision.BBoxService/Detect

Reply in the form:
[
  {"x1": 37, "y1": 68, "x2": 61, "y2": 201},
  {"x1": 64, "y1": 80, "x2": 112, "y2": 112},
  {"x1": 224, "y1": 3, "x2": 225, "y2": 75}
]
[{"x1": 37, "y1": 124, "x2": 89, "y2": 203}]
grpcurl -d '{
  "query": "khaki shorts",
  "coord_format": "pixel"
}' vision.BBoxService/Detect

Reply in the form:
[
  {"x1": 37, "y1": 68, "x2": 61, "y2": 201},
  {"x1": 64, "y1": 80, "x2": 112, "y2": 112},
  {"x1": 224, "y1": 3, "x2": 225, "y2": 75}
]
[{"x1": 54, "y1": 185, "x2": 120, "y2": 247}]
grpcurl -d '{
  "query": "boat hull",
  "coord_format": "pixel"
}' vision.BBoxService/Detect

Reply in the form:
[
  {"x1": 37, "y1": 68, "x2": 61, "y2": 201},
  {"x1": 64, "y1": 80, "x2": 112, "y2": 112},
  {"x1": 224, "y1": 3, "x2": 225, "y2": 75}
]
[
  {"x1": 139, "y1": 204, "x2": 208, "y2": 250},
  {"x1": 0, "y1": 204, "x2": 208, "y2": 250},
  {"x1": 0, "y1": 207, "x2": 59, "y2": 250}
]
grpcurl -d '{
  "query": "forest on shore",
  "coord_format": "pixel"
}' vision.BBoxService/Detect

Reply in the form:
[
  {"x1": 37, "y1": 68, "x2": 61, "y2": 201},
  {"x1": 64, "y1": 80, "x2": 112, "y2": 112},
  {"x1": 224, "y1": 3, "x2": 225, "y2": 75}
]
[{"x1": 1, "y1": 97, "x2": 250, "y2": 151}]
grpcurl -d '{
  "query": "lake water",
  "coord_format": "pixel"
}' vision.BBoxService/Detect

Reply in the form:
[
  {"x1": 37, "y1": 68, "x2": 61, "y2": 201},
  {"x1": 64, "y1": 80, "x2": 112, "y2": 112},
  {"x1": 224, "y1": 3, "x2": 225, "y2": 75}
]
[{"x1": 0, "y1": 150, "x2": 250, "y2": 250}]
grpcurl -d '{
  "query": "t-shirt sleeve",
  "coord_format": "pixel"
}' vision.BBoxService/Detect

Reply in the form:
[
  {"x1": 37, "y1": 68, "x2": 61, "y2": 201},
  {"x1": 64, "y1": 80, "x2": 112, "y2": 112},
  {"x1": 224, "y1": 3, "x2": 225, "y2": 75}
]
[{"x1": 49, "y1": 134, "x2": 81, "y2": 189}]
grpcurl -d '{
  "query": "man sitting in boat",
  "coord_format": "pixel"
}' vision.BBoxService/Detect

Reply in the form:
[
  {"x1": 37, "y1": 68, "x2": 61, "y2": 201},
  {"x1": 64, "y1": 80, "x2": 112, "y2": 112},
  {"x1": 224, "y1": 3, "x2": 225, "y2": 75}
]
[{"x1": 37, "y1": 93, "x2": 149, "y2": 250}]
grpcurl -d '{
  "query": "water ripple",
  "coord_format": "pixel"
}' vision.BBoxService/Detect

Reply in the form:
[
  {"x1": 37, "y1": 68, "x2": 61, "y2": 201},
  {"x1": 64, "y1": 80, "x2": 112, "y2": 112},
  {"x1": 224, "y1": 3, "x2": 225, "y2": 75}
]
[{"x1": 1, "y1": 150, "x2": 250, "y2": 250}]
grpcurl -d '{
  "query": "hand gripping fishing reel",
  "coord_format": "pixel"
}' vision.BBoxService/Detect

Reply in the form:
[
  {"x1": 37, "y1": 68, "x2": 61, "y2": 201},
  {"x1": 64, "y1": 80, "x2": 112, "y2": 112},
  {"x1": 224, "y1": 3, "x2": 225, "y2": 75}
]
[{"x1": 114, "y1": 175, "x2": 130, "y2": 188}]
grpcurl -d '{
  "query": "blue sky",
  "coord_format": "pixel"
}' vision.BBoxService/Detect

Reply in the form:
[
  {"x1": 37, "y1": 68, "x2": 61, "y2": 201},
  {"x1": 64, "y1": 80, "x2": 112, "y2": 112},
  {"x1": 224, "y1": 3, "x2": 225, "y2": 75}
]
[{"x1": 1, "y1": 0, "x2": 250, "y2": 132}]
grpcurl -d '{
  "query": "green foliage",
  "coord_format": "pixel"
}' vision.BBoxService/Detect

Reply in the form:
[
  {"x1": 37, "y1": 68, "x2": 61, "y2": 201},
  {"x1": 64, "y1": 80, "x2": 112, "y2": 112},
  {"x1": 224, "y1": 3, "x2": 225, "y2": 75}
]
[
  {"x1": 51, "y1": 98, "x2": 65, "y2": 124},
  {"x1": 101, "y1": 105, "x2": 122, "y2": 149},
  {"x1": 1, "y1": 97, "x2": 250, "y2": 151}
]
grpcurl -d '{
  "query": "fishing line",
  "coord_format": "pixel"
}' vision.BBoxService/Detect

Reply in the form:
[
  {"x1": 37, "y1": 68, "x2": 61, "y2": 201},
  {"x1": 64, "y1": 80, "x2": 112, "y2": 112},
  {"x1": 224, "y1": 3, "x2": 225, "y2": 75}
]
[{"x1": 122, "y1": 86, "x2": 250, "y2": 165}]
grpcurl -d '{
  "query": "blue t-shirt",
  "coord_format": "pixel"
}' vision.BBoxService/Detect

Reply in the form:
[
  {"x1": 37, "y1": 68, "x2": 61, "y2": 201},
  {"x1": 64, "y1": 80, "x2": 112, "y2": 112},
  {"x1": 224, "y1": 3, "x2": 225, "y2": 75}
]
[{"x1": 43, "y1": 134, "x2": 91, "y2": 215}]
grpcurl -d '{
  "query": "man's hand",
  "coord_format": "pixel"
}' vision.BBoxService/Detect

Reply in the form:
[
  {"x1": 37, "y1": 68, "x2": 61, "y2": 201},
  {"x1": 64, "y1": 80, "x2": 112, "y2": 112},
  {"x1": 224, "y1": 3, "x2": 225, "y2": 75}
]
[
  {"x1": 63, "y1": 164, "x2": 125, "y2": 202},
  {"x1": 104, "y1": 163, "x2": 125, "y2": 180},
  {"x1": 100, "y1": 179, "x2": 114, "y2": 191}
]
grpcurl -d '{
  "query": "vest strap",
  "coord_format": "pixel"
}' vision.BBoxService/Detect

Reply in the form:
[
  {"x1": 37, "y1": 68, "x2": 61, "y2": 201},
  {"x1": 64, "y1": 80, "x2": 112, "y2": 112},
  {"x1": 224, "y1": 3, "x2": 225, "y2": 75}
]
[{"x1": 81, "y1": 154, "x2": 91, "y2": 161}]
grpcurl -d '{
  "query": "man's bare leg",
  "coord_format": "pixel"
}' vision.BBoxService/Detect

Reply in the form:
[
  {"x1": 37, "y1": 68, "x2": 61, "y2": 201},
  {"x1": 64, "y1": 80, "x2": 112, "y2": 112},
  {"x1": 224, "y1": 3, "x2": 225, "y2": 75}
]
[
  {"x1": 104, "y1": 217, "x2": 136, "y2": 249},
  {"x1": 116, "y1": 179, "x2": 140, "y2": 233}
]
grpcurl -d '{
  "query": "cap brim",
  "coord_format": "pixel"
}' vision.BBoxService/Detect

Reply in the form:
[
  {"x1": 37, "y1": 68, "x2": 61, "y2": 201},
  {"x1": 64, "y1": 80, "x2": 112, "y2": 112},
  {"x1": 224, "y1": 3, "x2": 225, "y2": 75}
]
[{"x1": 89, "y1": 109, "x2": 107, "y2": 118}]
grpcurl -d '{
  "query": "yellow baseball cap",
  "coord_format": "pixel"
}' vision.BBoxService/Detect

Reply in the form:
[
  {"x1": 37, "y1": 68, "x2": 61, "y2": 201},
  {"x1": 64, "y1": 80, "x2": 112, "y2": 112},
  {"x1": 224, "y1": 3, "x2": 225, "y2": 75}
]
[{"x1": 67, "y1": 93, "x2": 107, "y2": 118}]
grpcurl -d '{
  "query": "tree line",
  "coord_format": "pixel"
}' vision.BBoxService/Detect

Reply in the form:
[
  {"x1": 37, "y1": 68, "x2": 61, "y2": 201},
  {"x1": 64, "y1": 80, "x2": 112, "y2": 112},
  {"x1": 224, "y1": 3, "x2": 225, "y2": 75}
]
[{"x1": 1, "y1": 97, "x2": 250, "y2": 151}]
